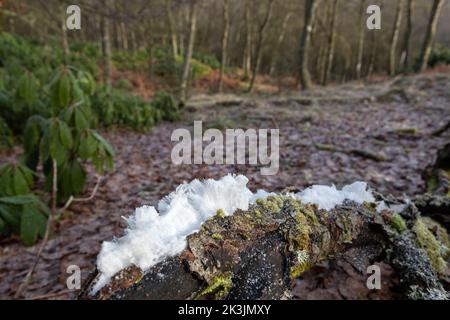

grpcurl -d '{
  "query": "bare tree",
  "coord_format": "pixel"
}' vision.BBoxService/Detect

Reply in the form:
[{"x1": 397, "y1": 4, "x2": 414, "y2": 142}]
[
  {"x1": 247, "y1": 0, "x2": 275, "y2": 93},
  {"x1": 242, "y1": 0, "x2": 252, "y2": 80},
  {"x1": 418, "y1": 0, "x2": 445, "y2": 72},
  {"x1": 355, "y1": 0, "x2": 366, "y2": 79},
  {"x1": 101, "y1": 5, "x2": 112, "y2": 89},
  {"x1": 322, "y1": 0, "x2": 339, "y2": 85},
  {"x1": 400, "y1": 0, "x2": 414, "y2": 71},
  {"x1": 165, "y1": 0, "x2": 178, "y2": 60},
  {"x1": 367, "y1": 0, "x2": 385, "y2": 77},
  {"x1": 389, "y1": 0, "x2": 405, "y2": 76},
  {"x1": 218, "y1": 0, "x2": 230, "y2": 93},
  {"x1": 180, "y1": 1, "x2": 198, "y2": 102},
  {"x1": 299, "y1": 0, "x2": 319, "y2": 90}
]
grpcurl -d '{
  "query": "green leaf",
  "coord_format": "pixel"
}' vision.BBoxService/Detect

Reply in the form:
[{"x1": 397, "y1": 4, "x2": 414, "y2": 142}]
[
  {"x1": 92, "y1": 131, "x2": 114, "y2": 157},
  {"x1": 23, "y1": 116, "x2": 43, "y2": 154},
  {"x1": 74, "y1": 108, "x2": 89, "y2": 132},
  {"x1": 39, "y1": 128, "x2": 50, "y2": 163},
  {"x1": 0, "y1": 195, "x2": 38, "y2": 205},
  {"x1": 18, "y1": 165, "x2": 35, "y2": 187},
  {"x1": 71, "y1": 160, "x2": 86, "y2": 195},
  {"x1": 78, "y1": 132, "x2": 97, "y2": 159},
  {"x1": 13, "y1": 167, "x2": 29, "y2": 195},
  {"x1": 59, "y1": 121, "x2": 73, "y2": 149},
  {"x1": 0, "y1": 204, "x2": 20, "y2": 226},
  {"x1": 59, "y1": 72, "x2": 71, "y2": 107},
  {"x1": 20, "y1": 204, "x2": 47, "y2": 246},
  {"x1": 0, "y1": 166, "x2": 13, "y2": 196}
]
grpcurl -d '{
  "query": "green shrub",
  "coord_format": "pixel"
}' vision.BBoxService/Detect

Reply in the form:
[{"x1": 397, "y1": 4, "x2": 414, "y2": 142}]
[
  {"x1": 152, "y1": 91, "x2": 179, "y2": 121},
  {"x1": 115, "y1": 78, "x2": 133, "y2": 90},
  {"x1": 92, "y1": 87, "x2": 158, "y2": 130},
  {"x1": 0, "y1": 164, "x2": 49, "y2": 245},
  {"x1": 193, "y1": 52, "x2": 220, "y2": 70},
  {"x1": 0, "y1": 66, "x2": 114, "y2": 245},
  {"x1": 428, "y1": 47, "x2": 450, "y2": 68}
]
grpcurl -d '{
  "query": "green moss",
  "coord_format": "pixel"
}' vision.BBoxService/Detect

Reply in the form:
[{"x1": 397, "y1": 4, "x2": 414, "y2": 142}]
[
  {"x1": 211, "y1": 233, "x2": 222, "y2": 240},
  {"x1": 253, "y1": 209, "x2": 263, "y2": 218},
  {"x1": 197, "y1": 273, "x2": 233, "y2": 300},
  {"x1": 390, "y1": 213, "x2": 407, "y2": 233},
  {"x1": 215, "y1": 209, "x2": 225, "y2": 218},
  {"x1": 283, "y1": 198, "x2": 312, "y2": 252},
  {"x1": 255, "y1": 197, "x2": 281, "y2": 213},
  {"x1": 336, "y1": 214, "x2": 354, "y2": 244},
  {"x1": 413, "y1": 218, "x2": 448, "y2": 275}
]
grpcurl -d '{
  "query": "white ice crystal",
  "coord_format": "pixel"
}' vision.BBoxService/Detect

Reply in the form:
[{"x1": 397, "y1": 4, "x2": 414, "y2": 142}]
[
  {"x1": 91, "y1": 174, "x2": 254, "y2": 294},
  {"x1": 91, "y1": 176, "x2": 379, "y2": 294},
  {"x1": 295, "y1": 181, "x2": 375, "y2": 211}
]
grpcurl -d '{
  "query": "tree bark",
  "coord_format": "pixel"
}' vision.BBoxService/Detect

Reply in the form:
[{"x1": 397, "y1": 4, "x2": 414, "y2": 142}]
[
  {"x1": 242, "y1": 0, "x2": 252, "y2": 80},
  {"x1": 179, "y1": 1, "x2": 198, "y2": 103},
  {"x1": 418, "y1": 0, "x2": 445, "y2": 72},
  {"x1": 389, "y1": 0, "x2": 405, "y2": 76},
  {"x1": 322, "y1": 0, "x2": 339, "y2": 85},
  {"x1": 80, "y1": 195, "x2": 449, "y2": 300},
  {"x1": 401, "y1": 0, "x2": 414, "y2": 72},
  {"x1": 101, "y1": 12, "x2": 112, "y2": 88},
  {"x1": 165, "y1": 0, "x2": 179, "y2": 60},
  {"x1": 355, "y1": 0, "x2": 366, "y2": 79},
  {"x1": 218, "y1": 0, "x2": 230, "y2": 93},
  {"x1": 120, "y1": 21, "x2": 129, "y2": 51},
  {"x1": 299, "y1": 0, "x2": 319, "y2": 90},
  {"x1": 247, "y1": 0, "x2": 275, "y2": 93},
  {"x1": 367, "y1": 0, "x2": 385, "y2": 78}
]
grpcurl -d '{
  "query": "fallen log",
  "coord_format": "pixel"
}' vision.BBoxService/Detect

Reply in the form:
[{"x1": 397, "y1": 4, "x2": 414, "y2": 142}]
[{"x1": 79, "y1": 193, "x2": 449, "y2": 300}]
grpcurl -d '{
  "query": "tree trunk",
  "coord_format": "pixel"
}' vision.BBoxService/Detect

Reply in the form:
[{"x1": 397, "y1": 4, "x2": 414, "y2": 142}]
[
  {"x1": 218, "y1": 0, "x2": 230, "y2": 93},
  {"x1": 61, "y1": 14, "x2": 70, "y2": 56},
  {"x1": 101, "y1": 14, "x2": 112, "y2": 89},
  {"x1": 269, "y1": 12, "x2": 293, "y2": 76},
  {"x1": 355, "y1": 0, "x2": 366, "y2": 79},
  {"x1": 323, "y1": 0, "x2": 339, "y2": 85},
  {"x1": 80, "y1": 194, "x2": 449, "y2": 300},
  {"x1": 401, "y1": 0, "x2": 414, "y2": 72},
  {"x1": 179, "y1": 1, "x2": 198, "y2": 103},
  {"x1": 243, "y1": 0, "x2": 252, "y2": 80},
  {"x1": 367, "y1": 0, "x2": 385, "y2": 78},
  {"x1": 165, "y1": 0, "x2": 179, "y2": 60},
  {"x1": 120, "y1": 21, "x2": 129, "y2": 51},
  {"x1": 389, "y1": 0, "x2": 405, "y2": 76},
  {"x1": 247, "y1": 0, "x2": 275, "y2": 93},
  {"x1": 418, "y1": 0, "x2": 445, "y2": 72},
  {"x1": 299, "y1": 0, "x2": 318, "y2": 90}
]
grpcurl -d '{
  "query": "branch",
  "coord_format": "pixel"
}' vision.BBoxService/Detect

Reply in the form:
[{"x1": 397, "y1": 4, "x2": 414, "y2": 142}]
[
  {"x1": 59, "y1": 175, "x2": 103, "y2": 213},
  {"x1": 80, "y1": 195, "x2": 449, "y2": 300}
]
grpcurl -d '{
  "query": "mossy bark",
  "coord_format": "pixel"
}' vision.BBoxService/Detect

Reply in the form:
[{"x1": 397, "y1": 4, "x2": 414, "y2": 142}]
[{"x1": 80, "y1": 196, "x2": 449, "y2": 300}]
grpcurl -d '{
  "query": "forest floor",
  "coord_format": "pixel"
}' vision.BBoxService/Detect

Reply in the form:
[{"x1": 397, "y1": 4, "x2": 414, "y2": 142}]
[{"x1": 0, "y1": 71, "x2": 449, "y2": 300}]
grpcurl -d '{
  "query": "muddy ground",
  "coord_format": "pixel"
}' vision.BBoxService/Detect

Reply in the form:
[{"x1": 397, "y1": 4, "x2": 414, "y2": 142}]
[{"x1": 0, "y1": 72, "x2": 449, "y2": 299}]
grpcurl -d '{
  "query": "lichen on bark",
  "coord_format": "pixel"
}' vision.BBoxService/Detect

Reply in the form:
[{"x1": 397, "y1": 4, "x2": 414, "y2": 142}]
[{"x1": 80, "y1": 194, "x2": 449, "y2": 300}]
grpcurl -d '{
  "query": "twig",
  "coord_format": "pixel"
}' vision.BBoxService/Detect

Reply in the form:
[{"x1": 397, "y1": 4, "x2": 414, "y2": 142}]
[{"x1": 59, "y1": 175, "x2": 103, "y2": 213}]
